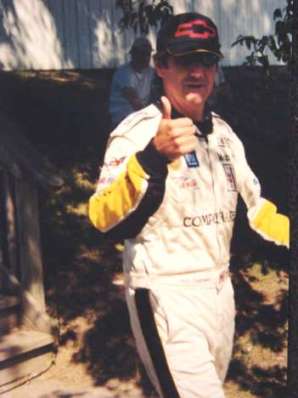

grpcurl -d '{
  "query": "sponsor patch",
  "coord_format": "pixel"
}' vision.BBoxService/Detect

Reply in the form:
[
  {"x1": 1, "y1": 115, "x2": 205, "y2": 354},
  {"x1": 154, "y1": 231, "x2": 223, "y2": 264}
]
[
  {"x1": 172, "y1": 175, "x2": 199, "y2": 190},
  {"x1": 175, "y1": 19, "x2": 217, "y2": 40},
  {"x1": 223, "y1": 164, "x2": 237, "y2": 192},
  {"x1": 217, "y1": 152, "x2": 231, "y2": 162},
  {"x1": 218, "y1": 137, "x2": 230, "y2": 147},
  {"x1": 184, "y1": 151, "x2": 200, "y2": 168},
  {"x1": 183, "y1": 210, "x2": 236, "y2": 227},
  {"x1": 97, "y1": 176, "x2": 115, "y2": 186},
  {"x1": 104, "y1": 156, "x2": 126, "y2": 168}
]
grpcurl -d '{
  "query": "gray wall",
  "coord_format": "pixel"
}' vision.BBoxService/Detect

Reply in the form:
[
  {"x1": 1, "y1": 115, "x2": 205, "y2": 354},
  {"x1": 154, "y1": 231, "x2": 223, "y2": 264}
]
[{"x1": 0, "y1": 0, "x2": 285, "y2": 70}]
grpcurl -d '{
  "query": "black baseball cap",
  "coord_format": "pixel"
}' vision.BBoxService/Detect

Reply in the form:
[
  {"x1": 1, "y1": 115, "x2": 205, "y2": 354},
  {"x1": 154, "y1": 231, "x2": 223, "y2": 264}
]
[{"x1": 156, "y1": 12, "x2": 223, "y2": 59}]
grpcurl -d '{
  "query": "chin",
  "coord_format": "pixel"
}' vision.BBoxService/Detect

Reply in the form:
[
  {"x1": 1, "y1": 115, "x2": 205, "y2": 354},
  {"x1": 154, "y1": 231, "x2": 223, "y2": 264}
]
[{"x1": 185, "y1": 92, "x2": 205, "y2": 105}]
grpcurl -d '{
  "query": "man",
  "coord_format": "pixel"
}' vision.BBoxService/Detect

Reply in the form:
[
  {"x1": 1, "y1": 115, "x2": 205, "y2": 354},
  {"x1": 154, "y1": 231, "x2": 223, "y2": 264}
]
[
  {"x1": 109, "y1": 36, "x2": 154, "y2": 128},
  {"x1": 89, "y1": 13, "x2": 289, "y2": 398}
]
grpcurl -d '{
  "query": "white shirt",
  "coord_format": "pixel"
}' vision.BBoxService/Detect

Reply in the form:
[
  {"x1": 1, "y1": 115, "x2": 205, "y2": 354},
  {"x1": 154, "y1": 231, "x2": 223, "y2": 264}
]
[{"x1": 109, "y1": 63, "x2": 154, "y2": 127}]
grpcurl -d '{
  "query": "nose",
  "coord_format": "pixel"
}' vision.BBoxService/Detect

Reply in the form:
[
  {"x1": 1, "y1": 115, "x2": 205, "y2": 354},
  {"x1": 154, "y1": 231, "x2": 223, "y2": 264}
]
[{"x1": 188, "y1": 65, "x2": 206, "y2": 78}]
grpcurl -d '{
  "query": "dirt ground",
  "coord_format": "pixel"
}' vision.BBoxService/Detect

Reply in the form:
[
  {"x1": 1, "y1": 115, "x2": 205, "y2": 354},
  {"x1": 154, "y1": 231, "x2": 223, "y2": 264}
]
[
  {"x1": 0, "y1": 68, "x2": 289, "y2": 398},
  {"x1": 8, "y1": 266, "x2": 288, "y2": 398}
]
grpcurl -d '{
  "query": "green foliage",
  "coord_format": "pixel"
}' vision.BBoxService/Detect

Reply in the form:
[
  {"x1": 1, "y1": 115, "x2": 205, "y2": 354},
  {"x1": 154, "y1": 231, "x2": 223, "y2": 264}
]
[
  {"x1": 232, "y1": 0, "x2": 293, "y2": 71},
  {"x1": 116, "y1": 0, "x2": 173, "y2": 33}
]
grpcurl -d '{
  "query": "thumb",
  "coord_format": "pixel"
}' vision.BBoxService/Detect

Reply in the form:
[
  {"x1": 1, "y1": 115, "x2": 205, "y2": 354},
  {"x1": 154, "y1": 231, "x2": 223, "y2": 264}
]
[{"x1": 160, "y1": 96, "x2": 172, "y2": 120}]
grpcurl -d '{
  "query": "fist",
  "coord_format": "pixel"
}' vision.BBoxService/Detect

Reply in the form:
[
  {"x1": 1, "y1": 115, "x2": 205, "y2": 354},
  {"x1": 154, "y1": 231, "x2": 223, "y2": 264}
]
[{"x1": 153, "y1": 96, "x2": 197, "y2": 160}]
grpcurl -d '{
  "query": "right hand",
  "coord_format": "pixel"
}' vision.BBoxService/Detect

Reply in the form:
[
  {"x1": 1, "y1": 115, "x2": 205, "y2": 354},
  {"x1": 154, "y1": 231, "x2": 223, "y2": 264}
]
[{"x1": 153, "y1": 96, "x2": 197, "y2": 160}]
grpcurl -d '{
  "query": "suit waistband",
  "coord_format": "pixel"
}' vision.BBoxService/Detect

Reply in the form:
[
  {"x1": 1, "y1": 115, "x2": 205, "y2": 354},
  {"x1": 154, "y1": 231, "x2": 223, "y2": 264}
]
[{"x1": 125, "y1": 266, "x2": 230, "y2": 289}]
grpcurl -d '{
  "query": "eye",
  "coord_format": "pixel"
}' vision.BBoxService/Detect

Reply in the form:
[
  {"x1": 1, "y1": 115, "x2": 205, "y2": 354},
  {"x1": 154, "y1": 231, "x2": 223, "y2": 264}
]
[{"x1": 174, "y1": 54, "x2": 219, "y2": 68}]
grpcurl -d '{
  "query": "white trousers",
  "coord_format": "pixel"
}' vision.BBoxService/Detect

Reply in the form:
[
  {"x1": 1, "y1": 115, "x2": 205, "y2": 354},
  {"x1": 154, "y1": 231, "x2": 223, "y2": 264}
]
[{"x1": 125, "y1": 270, "x2": 235, "y2": 398}]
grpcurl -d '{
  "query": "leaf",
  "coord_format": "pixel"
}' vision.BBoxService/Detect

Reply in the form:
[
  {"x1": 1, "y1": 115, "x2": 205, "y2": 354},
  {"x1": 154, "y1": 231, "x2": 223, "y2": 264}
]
[
  {"x1": 286, "y1": 0, "x2": 294, "y2": 17},
  {"x1": 258, "y1": 55, "x2": 269, "y2": 69},
  {"x1": 260, "y1": 36, "x2": 269, "y2": 46},
  {"x1": 245, "y1": 54, "x2": 256, "y2": 66},
  {"x1": 130, "y1": 11, "x2": 138, "y2": 30},
  {"x1": 138, "y1": 1, "x2": 146, "y2": 33},
  {"x1": 245, "y1": 39, "x2": 252, "y2": 49},
  {"x1": 275, "y1": 20, "x2": 285, "y2": 36},
  {"x1": 161, "y1": 10, "x2": 172, "y2": 27},
  {"x1": 244, "y1": 36, "x2": 257, "y2": 50},
  {"x1": 268, "y1": 36, "x2": 278, "y2": 56},
  {"x1": 284, "y1": 18, "x2": 294, "y2": 35},
  {"x1": 116, "y1": 0, "x2": 133, "y2": 13},
  {"x1": 155, "y1": 0, "x2": 173, "y2": 16},
  {"x1": 231, "y1": 35, "x2": 245, "y2": 47},
  {"x1": 273, "y1": 8, "x2": 282, "y2": 20}
]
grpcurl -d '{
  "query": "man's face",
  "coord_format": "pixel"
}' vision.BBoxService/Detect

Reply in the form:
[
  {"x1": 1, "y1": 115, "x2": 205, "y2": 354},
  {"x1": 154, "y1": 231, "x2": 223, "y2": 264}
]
[{"x1": 156, "y1": 53, "x2": 218, "y2": 116}]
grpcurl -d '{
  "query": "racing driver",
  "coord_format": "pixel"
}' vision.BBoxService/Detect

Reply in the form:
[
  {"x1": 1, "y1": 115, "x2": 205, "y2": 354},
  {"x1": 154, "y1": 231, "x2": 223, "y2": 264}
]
[{"x1": 89, "y1": 12, "x2": 289, "y2": 398}]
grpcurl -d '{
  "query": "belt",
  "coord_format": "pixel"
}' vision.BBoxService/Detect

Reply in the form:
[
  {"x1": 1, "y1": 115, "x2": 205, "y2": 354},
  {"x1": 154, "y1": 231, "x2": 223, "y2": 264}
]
[{"x1": 125, "y1": 267, "x2": 231, "y2": 290}]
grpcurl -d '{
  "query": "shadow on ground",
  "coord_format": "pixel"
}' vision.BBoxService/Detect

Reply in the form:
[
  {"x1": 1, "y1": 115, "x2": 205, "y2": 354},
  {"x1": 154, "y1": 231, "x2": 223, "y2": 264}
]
[{"x1": 0, "y1": 67, "x2": 289, "y2": 397}]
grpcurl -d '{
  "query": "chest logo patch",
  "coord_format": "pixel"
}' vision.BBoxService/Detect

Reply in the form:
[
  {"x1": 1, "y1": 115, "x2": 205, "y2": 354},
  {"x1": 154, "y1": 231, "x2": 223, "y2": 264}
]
[
  {"x1": 184, "y1": 151, "x2": 200, "y2": 168},
  {"x1": 223, "y1": 164, "x2": 237, "y2": 192}
]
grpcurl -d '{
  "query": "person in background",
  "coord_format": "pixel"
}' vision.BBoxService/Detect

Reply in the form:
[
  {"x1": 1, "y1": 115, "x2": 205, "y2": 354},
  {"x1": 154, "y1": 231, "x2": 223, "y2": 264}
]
[
  {"x1": 90, "y1": 12, "x2": 289, "y2": 398},
  {"x1": 109, "y1": 37, "x2": 154, "y2": 128}
]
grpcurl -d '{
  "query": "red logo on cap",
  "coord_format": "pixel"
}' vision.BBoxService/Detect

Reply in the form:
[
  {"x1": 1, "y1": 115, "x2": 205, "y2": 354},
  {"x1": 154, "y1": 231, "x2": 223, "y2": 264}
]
[{"x1": 175, "y1": 19, "x2": 216, "y2": 39}]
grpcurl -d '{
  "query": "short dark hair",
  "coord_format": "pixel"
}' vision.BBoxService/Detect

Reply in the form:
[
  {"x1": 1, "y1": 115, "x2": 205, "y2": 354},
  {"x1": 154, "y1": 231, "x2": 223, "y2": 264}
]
[{"x1": 153, "y1": 52, "x2": 169, "y2": 68}]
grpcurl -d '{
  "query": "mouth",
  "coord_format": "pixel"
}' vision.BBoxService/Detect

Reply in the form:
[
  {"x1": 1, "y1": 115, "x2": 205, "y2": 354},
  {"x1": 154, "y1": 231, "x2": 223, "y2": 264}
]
[{"x1": 184, "y1": 81, "x2": 207, "y2": 91}]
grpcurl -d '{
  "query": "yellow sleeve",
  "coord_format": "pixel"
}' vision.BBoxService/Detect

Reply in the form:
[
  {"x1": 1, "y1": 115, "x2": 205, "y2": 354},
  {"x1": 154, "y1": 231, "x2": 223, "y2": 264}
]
[
  {"x1": 248, "y1": 199, "x2": 289, "y2": 248},
  {"x1": 89, "y1": 154, "x2": 149, "y2": 232}
]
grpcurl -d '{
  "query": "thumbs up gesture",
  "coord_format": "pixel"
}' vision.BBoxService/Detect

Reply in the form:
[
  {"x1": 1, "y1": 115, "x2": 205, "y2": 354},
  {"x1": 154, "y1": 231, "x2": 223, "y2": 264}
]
[{"x1": 153, "y1": 97, "x2": 197, "y2": 160}]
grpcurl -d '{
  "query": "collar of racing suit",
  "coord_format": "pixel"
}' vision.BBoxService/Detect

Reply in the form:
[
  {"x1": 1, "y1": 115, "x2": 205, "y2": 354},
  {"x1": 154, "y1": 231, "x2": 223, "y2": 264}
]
[{"x1": 171, "y1": 106, "x2": 213, "y2": 137}]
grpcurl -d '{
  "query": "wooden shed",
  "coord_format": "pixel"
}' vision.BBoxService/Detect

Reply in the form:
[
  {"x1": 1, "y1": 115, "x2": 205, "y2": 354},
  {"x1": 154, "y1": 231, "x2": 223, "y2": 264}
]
[{"x1": 0, "y1": 112, "x2": 62, "y2": 393}]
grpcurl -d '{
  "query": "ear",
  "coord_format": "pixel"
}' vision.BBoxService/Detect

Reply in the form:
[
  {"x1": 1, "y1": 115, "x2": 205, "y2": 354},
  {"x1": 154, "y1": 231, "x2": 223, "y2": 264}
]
[
  {"x1": 155, "y1": 64, "x2": 166, "y2": 79},
  {"x1": 153, "y1": 54, "x2": 168, "y2": 78}
]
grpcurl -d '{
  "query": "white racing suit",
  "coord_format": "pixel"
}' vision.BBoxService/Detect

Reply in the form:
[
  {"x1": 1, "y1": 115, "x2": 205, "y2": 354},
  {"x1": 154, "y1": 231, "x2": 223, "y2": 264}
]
[{"x1": 89, "y1": 104, "x2": 289, "y2": 398}]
